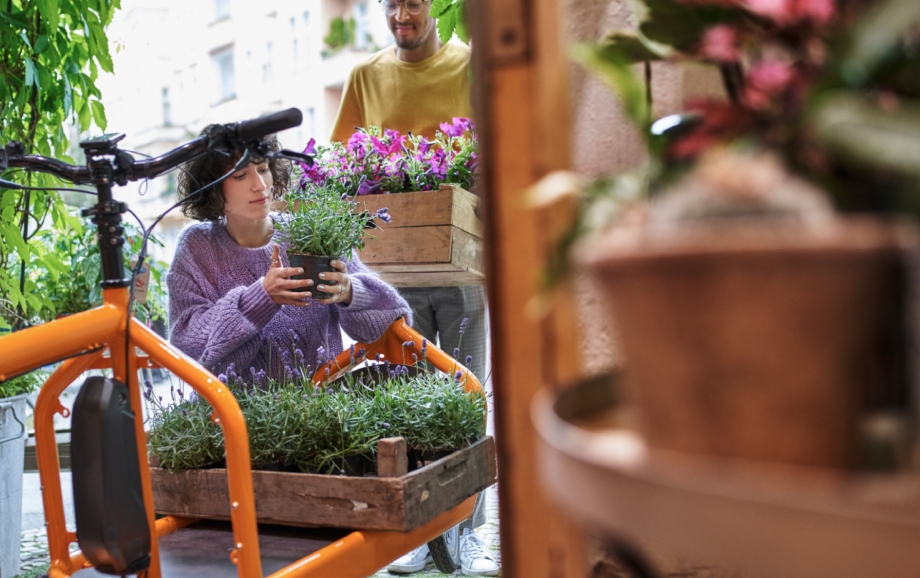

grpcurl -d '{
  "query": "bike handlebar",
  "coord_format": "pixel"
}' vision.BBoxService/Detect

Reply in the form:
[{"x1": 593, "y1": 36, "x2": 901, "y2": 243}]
[
  {"x1": 236, "y1": 108, "x2": 303, "y2": 144},
  {"x1": 0, "y1": 107, "x2": 303, "y2": 185}
]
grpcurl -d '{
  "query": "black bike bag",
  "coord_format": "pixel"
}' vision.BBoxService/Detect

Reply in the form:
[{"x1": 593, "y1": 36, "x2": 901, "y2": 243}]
[{"x1": 71, "y1": 376, "x2": 151, "y2": 575}]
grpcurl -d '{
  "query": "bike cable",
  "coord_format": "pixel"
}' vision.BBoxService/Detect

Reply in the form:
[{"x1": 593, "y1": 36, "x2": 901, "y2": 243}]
[{"x1": 123, "y1": 149, "x2": 255, "y2": 384}]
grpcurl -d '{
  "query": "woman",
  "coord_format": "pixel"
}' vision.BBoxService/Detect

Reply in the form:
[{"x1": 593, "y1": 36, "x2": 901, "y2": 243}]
[{"x1": 166, "y1": 129, "x2": 411, "y2": 381}]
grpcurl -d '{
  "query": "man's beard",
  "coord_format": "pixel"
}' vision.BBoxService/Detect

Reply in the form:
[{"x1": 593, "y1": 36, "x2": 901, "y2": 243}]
[
  {"x1": 394, "y1": 35, "x2": 425, "y2": 50},
  {"x1": 396, "y1": 38, "x2": 425, "y2": 50}
]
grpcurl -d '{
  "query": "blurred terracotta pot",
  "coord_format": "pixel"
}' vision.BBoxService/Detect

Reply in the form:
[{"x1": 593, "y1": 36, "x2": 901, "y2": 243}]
[{"x1": 579, "y1": 218, "x2": 915, "y2": 469}]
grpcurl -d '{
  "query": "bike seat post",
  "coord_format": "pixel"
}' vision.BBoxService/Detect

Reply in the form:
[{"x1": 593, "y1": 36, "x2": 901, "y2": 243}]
[{"x1": 79, "y1": 134, "x2": 131, "y2": 288}]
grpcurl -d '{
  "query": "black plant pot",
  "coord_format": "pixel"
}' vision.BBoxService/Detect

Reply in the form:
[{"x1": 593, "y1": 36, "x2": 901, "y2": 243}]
[{"x1": 288, "y1": 253, "x2": 336, "y2": 299}]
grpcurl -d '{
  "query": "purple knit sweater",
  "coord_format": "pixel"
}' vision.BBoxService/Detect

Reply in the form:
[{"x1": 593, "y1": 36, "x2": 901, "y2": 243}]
[{"x1": 166, "y1": 220, "x2": 412, "y2": 381}]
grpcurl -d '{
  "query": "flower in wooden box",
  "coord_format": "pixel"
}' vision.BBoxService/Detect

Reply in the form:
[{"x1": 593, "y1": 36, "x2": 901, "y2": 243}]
[{"x1": 290, "y1": 121, "x2": 484, "y2": 287}]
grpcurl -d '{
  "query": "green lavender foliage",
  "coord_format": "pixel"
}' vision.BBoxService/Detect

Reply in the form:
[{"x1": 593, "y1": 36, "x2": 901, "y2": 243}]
[
  {"x1": 147, "y1": 367, "x2": 487, "y2": 474},
  {"x1": 277, "y1": 185, "x2": 372, "y2": 257}
]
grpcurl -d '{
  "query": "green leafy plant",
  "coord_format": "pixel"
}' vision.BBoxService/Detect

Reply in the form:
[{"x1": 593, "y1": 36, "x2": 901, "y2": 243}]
[
  {"x1": 146, "y1": 353, "x2": 487, "y2": 474},
  {"x1": 29, "y1": 217, "x2": 168, "y2": 323},
  {"x1": 571, "y1": 0, "x2": 920, "y2": 213},
  {"x1": 323, "y1": 16, "x2": 356, "y2": 52},
  {"x1": 431, "y1": 0, "x2": 469, "y2": 44},
  {"x1": 0, "y1": 367, "x2": 46, "y2": 399},
  {"x1": 534, "y1": 0, "x2": 920, "y2": 291},
  {"x1": 1, "y1": 1, "x2": 119, "y2": 330},
  {"x1": 278, "y1": 183, "x2": 385, "y2": 257}
]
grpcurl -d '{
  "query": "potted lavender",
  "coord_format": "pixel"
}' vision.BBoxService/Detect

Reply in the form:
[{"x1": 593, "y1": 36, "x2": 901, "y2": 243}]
[{"x1": 278, "y1": 182, "x2": 390, "y2": 300}]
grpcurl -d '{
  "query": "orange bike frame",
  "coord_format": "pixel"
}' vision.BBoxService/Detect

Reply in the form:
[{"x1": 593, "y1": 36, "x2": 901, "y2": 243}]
[{"x1": 0, "y1": 290, "x2": 476, "y2": 578}]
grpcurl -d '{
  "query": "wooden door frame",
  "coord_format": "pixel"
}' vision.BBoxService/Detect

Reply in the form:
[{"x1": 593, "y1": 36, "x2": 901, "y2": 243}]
[{"x1": 470, "y1": 0, "x2": 588, "y2": 574}]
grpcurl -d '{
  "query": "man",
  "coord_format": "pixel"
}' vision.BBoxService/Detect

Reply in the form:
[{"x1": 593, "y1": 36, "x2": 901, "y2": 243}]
[{"x1": 331, "y1": 0, "x2": 496, "y2": 576}]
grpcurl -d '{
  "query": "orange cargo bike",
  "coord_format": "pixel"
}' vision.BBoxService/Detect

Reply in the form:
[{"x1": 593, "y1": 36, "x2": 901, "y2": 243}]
[{"x1": 0, "y1": 109, "x2": 490, "y2": 578}]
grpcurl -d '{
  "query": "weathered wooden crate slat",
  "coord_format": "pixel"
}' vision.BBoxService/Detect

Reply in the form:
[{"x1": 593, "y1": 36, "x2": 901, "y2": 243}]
[
  {"x1": 150, "y1": 436, "x2": 496, "y2": 532},
  {"x1": 356, "y1": 185, "x2": 484, "y2": 287}
]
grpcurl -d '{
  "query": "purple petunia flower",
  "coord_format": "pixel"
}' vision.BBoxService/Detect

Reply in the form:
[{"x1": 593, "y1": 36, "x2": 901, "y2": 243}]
[{"x1": 357, "y1": 178, "x2": 383, "y2": 196}]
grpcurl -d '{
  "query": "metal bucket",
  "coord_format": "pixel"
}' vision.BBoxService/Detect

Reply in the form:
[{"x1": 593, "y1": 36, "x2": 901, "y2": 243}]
[{"x1": 0, "y1": 393, "x2": 27, "y2": 578}]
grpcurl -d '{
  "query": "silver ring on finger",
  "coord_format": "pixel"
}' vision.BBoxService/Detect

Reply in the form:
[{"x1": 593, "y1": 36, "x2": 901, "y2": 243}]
[{"x1": 339, "y1": 284, "x2": 344, "y2": 295}]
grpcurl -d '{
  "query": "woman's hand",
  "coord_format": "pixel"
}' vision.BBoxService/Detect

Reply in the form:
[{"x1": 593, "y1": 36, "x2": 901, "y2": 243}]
[
  {"x1": 313, "y1": 259, "x2": 353, "y2": 305},
  {"x1": 263, "y1": 245, "x2": 311, "y2": 307}
]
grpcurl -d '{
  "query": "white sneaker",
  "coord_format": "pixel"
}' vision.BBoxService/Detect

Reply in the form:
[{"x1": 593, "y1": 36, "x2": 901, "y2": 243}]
[
  {"x1": 386, "y1": 544, "x2": 432, "y2": 574},
  {"x1": 459, "y1": 529, "x2": 499, "y2": 576}
]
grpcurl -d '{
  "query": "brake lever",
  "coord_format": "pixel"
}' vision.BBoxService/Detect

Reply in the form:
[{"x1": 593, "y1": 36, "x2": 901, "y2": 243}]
[
  {"x1": 1, "y1": 141, "x2": 25, "y2": 172},
  {"x1": 266, "y1": 149, "x2": 315, "y2": 167}
]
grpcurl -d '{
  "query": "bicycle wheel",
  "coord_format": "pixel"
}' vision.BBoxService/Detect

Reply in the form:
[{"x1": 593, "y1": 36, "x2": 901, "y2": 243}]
[{"x1": 428, "y1": 524, "x2": 460, "y2": 573}]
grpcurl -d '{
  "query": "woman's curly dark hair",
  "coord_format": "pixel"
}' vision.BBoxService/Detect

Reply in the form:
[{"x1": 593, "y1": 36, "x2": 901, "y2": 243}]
[{"x1": 177, "y1": 126, "x2": 292, "y2": 221}]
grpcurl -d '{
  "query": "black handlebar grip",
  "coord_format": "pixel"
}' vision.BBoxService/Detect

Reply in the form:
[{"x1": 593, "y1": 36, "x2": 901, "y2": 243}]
[{"x1": 235, "y1": 108, "x2": 303, "y2": 143}]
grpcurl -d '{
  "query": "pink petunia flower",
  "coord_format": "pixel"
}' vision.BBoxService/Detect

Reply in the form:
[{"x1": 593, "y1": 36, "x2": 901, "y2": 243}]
[
  {"x1": 743, "y1": 60, "x2": 795, "y2": 110},
  {"x1": 745, "y1": 0, "x2": 792, "y2": 23},
  {"x1": 794, "y1": 0, "x2": 834, "y2": 25},
  {"x1": 699, "y1": 25, "x2": 740, "y2": 61}
]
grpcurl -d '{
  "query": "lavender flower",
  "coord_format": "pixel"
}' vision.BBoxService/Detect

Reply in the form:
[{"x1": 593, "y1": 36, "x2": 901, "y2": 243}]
[
  {"x1": 375, "y1": 207, "x2": 392, "y2": 223},
  {"x1": 294, "y1": 348, "x2": 305, "y2": 367},
  {"x1": 453, "y1": 347, "x2": 460, "y2": 359},
  {"x1": 454, "y1": 371, "x2": 464, "y2": 383},
  {"x1": 382, "y1": 422, "x2": 391, "y2": 429},
  {"x1": 459, "y1": 318, "x2": 469, "y2": 335},
  {"x1": 316, "y1": 346, "x2": 326, "y2": 365},
  {"x1": 402, "y1": 340, "x2": 415, "y2": 348},
  {"x1": 465, "y1": 355, "x2": 473, "y2": 365}
]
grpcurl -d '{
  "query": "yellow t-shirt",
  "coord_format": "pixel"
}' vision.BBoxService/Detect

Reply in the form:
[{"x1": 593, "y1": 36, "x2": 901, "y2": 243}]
[{"x1": 330, "y1": 43, "x2": 473, "y2": 143}]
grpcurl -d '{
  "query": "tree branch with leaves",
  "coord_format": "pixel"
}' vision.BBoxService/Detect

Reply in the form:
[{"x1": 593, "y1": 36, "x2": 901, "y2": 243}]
[{"x1": 0, "y1": 0, "x2": 118, "y2": 329}]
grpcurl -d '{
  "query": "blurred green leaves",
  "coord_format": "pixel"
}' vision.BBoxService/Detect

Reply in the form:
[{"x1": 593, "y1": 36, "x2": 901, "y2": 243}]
[
  {"x1": 812, "y1": 92, "x2": 920, "y2": 180},
  {"x1": 431, "y1": 0, "x2": 468, "y2": 44},
  {"x1": 0, "y1": 0, "x2": 119, "y2": 328}
]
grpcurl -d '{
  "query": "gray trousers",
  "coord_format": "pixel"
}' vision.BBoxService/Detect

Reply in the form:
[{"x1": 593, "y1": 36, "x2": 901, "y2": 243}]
[
  {"x1": 401, "y1": 285, "x2": 488, "y2": 530},
  {"x1": 399, "y1": 286, "x2": 488, "y2": 381}
]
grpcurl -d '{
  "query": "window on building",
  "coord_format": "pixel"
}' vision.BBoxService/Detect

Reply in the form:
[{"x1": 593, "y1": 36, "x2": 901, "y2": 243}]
[
  {"x1": 306, "y1": 107, "x2": 316, "y2": 138},
  {"x1": 263, "y1": 42, "x2": 273, "y2": 82},
  {"x1": 353, "y1": 2, "x2": 370, "y2": 49},
  {"x1": 212, "y1": 47, "x2": 236, "y2": 103},
  {"x1": 215, "y1": 0, "x2": 230, "y2": 20},
  {"x1": 303, "y1": 11, "x2": 311, "y2": 62},
  {"x1": 162, "y1": 87, "x2": 172, "y2": 127},
  {"x1": 290, "y1": 17, "x2": 298, "y2": 62}
]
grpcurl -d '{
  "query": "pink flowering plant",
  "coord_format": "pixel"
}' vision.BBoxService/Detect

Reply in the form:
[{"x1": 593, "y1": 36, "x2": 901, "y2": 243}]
[
  {"x1": 575, "y1": 0, "x2": 920, "y2": 212},
  {"x1": 294, "y1": 118, "x2": 478, "y2": 199}
]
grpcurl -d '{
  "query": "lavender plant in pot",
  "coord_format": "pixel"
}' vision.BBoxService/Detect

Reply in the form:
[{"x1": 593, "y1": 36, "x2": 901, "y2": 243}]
[{"x1": 278, "y1": 179, "x2": 389, "y2": 300}]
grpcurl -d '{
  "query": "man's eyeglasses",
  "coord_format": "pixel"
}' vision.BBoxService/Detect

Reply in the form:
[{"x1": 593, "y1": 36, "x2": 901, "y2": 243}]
[{"x1": 382, "y1": 0, "x2": 427, "y2": 16}]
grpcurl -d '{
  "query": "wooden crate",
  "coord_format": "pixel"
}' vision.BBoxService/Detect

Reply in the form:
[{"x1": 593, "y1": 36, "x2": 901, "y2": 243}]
[
  {"x1": 356, "y1": 185, "x2": 485, "y2": 287},
  {"x1": 150, "y1": 436, "x2": 496, "y2": 532}
]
